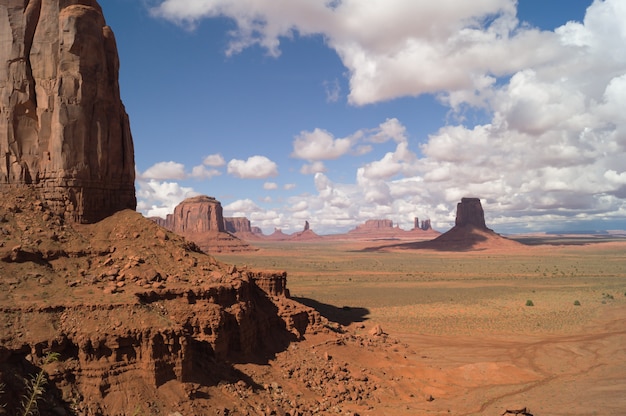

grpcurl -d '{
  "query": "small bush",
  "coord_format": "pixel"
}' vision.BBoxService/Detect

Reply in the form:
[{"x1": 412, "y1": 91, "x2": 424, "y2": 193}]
[
  {"x1": 573, "y1": 300, "x2": 581, "y2": 306},
  {"x1": 525, "y1": 300, "x2": 534, "y2": 307}
]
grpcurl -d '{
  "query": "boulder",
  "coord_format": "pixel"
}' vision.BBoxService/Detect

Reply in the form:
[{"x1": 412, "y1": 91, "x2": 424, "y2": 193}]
[{"x1": 0, "y1": 0, "x2": 136, "y2": 223}]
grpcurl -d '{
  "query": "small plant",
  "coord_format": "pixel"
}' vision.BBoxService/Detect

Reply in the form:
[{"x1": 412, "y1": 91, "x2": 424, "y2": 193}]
[
  {"x1": 525, "y1": 300, "x2": 534, "y2": 307},
  {"x1": 573, "y1": 300, "x2": 581, "y2": 306},
  {"x1": 20, "y1": 352, "x2": 60, "y2": 416},
  {"x1": 1, "y1": 382, "x2": 6, "y2": 408}
]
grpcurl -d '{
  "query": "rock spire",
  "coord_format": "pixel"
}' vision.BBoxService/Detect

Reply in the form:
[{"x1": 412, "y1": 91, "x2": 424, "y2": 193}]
[{"x1": 0, "y1": 0, "x2": 136, "y2": 223}]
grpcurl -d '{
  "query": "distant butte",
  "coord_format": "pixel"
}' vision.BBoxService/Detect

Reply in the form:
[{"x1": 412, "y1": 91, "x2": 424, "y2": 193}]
[
  {"x1": 368, "y1": 197, "x2": 523, "y2": 251},
  {"x1": 150, "y1": 195, "x2": 256, "y2": 253}
]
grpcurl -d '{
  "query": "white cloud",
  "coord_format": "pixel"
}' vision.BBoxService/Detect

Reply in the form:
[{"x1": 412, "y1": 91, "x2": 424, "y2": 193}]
[
  {"x1": 227, "y1": 155, "x2": 279, "y2": 179},
  {"x1": 223, "y1": 198, "x2": 263, "y2": 214},
  {"x1": 284, "y1": 183, "x2": 297, "y2": 190},
  {"x1": 149, "y1": 0, "x2": 626, "y2": 233},
  {"x1": 292, "y1": 128, "x2": 353, "y2": 160},
  {"x1": 300, "y1": 161, "x2": 327, "y2": 175},
  {"x1": 203, "y1": 153, "x2": 226, "y2": 167},
  {"x1": 139, "y1": 161, "x2": 186, "y2": 180},
  {"x1": 189, "y1": 165, "x2": 221, "y2": 179},
  {"x1": 264, "y1": 182, "x2": 278, "y2": 190},
  {"x1": 136, "y1": 179, "x2": 198, "y2": 218}
]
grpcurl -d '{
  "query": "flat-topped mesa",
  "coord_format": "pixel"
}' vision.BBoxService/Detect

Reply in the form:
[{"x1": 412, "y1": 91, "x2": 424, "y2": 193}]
[
  {"x1": 0, "y1": 1, "x2": 136, "y2": 223},
  {"x1": 455, "y1": 197, "x2": 488, "y2": 230},
  {"x1": 224, "y1": 217, "x2": 252, "y2": 234},
  {"x1": 152, "y1": 196, "x2": 255, "y2": 253},
  {"x1": 166, "y1": 196, "x2": 225, "y2": 234}
]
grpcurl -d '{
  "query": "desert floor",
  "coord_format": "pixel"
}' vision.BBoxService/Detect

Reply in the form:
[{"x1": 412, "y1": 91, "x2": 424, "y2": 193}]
[{"x1": 216, "y1": 238, "x2": 626, "y2": 415}]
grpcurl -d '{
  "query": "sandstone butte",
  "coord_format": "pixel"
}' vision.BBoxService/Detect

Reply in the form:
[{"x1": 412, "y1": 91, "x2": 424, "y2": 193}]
[
  {"x1": 0, "y1": 0, "x2": 136, "y2": 223},
  {"x1": 371, "y1": 197, "x2": 523, "y2": 251},
  {"x1": 150, "y1": 195, "x2": 256, "y2": 253}
]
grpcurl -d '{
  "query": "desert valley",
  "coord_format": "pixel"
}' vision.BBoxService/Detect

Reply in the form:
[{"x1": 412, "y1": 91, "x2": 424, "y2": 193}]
[{"x1": 1, "y1": 1, "x2": 626, "y2": 416}]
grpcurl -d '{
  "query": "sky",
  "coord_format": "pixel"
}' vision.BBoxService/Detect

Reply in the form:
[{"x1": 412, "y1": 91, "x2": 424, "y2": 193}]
[{"x1": 100, "y1": 0, "x2": 626, "y2": 235}]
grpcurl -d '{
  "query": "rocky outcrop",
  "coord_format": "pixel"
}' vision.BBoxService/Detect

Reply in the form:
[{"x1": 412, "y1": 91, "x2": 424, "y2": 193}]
[
  {"x1": 0, "y1": 191, "x2": 322, "y2": 414},
  {"x1": 414, "y1": 217, "x2": 433, "y2": 231},
  {"x1": 361, "y1": 219, "x2": 394, "y2": 230},
  {"x1": 224, "y1": 217, "x2": 252, "y2": 234},
  {"x1": 0, "y1": 0, "x2": 136, "y2": 223},
  {"x1": 401, "y1": 197, "x2": 522, "y2": 251},
  {"x1": 455, "y1": 197, "x2": 488, "y2": 229},
  {"x1": 152, "y1": 196, "x2": 255, "y2": 253},
  {"x1": 224, "y1": 216, "x2": 265, "y2": 240}
]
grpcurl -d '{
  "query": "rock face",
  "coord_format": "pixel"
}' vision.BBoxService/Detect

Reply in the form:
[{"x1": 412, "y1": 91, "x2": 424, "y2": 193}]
[
  {"x1": 0, "y1": 189, "x2": 321, "y2": 414},
  {"x1": 414, "y1": 217, "x2": 432, "y2": 231},
  {"x1": 361, "y1": 219, "x2": 394, "y2": 230},
  {"x1": 0, "y1": 0, "x2": 136, "y2": 223},
  {"x1": 455, "y1": 197, "x2": 487, "y2": 229},
  {"x1": 224, "y1": 217, "x2": 252, "y2": 234},
  {"x1": 152, "y1": 196, "x2": 254, "y2": 253}
]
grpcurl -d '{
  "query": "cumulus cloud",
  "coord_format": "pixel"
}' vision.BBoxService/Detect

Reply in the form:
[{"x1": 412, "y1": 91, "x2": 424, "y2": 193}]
[
  {"x1": 151, "y1": 0, "x2": 564, "y2": 105},
  {"x1": 292, "y1": 128, "x2": 353, "y2": 160},
  {"x1": 136, "y1": 179, "x2": 198, "y2": 218},
  {"x1": 149, "y1": 0, "x2": 626, "y2": 233},
  {"x1": 300, "y1": 161, "x2": 327, "y2": 175},
  {"x1": 139, "y1": 161, "x2": 186, "y2": 180},
  {"x1": 264, "y1": 182, "x2": 278, "y2": 190},
  {"x1": 227, "y1": 155, "x2": 279, "y2": 179},
  {"x1": 203, "y1": 153, "x2": 226, "y2": 167},
  {"x1": 189, "y1": 165, "x2": 221, "y2": 179}
]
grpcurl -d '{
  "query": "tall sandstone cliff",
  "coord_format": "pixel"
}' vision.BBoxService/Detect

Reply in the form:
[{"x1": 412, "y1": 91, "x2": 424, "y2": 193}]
[{"x1": 0, "y1": 0, "x2": 136, "y2": 223}]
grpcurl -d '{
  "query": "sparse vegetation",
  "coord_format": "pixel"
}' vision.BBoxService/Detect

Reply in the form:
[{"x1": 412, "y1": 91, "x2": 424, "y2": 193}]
[
  {"x1": 19, "y1": 352, "x2": 60, "y2": 416},
  {"x1": 574, "y1": 300, "x2": 581, "y2": 306},
  {"x1": 525, "y1": 300, "x2": 534, "y2": 307}
]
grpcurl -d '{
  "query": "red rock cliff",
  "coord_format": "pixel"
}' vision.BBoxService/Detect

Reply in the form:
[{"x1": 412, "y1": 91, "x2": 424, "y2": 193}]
[
  {"x1": 0, "y1": 0, "x2": 136, "y2": 223},
  {"x1": 152, "y1": 196, "x2": 255, "y2": 253}
]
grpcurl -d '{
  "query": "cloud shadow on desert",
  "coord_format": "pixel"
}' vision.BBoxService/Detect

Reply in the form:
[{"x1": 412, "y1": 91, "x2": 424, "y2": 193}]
[{"x1": 292, "y1": 297, "x2": 370, "y2": 326}]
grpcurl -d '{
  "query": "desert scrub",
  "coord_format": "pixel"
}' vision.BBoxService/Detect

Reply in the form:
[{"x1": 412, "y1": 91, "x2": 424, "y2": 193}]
[
  {"x1": 574, "y1": 300, "x2": 581, "y2": 306},
  {"x1": 20, "y1": 352, "x2": 60, "y2": 416},
  {"x1": 525, "y1": 300, "x2": 534, "y2": 307}
]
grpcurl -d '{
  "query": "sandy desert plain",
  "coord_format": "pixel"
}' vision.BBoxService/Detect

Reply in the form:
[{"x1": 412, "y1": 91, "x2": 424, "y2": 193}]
[{"x1": 216, "y1": 236, "x2": 626, "y2": 415}]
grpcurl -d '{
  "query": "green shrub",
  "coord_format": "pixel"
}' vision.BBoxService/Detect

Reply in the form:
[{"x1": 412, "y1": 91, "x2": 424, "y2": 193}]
[
  {"x1": 573, "y1": 300, "x2": 581, "y2": 306},
  {"x1": 525, "y1": 299, "x2": 534, "y2": 307},
  {"x1": 20, "y1": 352, "x2": 60, "y2": 416}
]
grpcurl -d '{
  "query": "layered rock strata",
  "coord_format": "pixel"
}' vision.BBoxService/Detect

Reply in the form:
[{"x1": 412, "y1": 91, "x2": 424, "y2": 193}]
[
  {"x1": 0, "y1": 190, "x2": 321, "y2": 414},
  {"x1": 0, "y1": 0, "x2": 136, "y2": 223}
]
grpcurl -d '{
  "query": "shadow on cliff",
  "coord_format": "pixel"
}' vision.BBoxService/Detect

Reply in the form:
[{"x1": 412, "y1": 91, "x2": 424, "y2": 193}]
[{"x1": 292, "y1": 297, "x2": 370, "y2": 326}]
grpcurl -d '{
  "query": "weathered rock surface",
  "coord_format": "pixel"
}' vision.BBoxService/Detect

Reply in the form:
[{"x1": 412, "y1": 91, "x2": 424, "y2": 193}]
[
  {"x1": 0, "y1": 188, "x2": 322, "y2": 415},
  {"x1": 455, "y1": 197, "x2": 487, "y2": 229},
  {"x1": 0, "y1": 0, "x2": 136, "y2": 223},
  {"x1": 152, "y1": 196, "x2": 255, "y2": 253},
  {"x1": 224, "y1": 216, "x2": 264, "y2": 240}
]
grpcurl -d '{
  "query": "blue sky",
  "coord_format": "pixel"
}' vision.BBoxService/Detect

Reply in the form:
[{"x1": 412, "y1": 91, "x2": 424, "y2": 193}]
[{"x1": 100, "y1": 0, "x2": 626, "y2": 234}]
